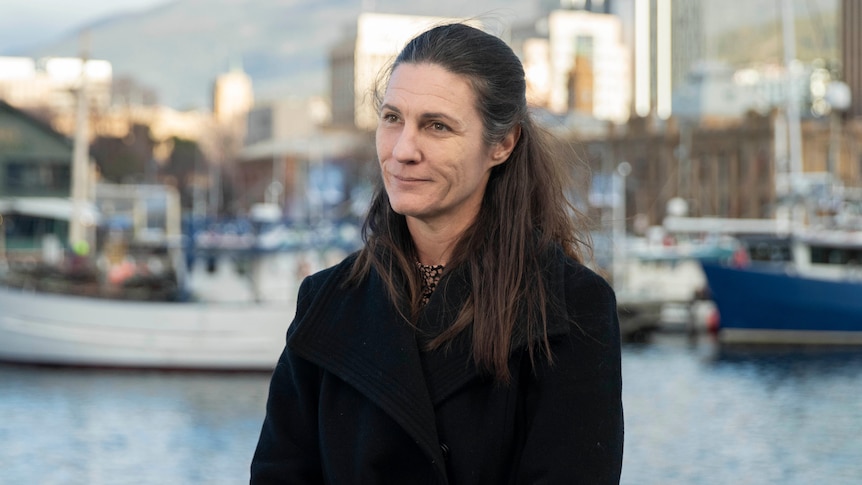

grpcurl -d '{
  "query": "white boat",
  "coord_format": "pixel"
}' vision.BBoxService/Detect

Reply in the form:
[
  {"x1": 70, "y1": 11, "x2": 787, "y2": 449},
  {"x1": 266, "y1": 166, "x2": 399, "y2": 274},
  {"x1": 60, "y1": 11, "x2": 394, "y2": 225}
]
[
  {"x1": 0, "y1": 186, "x2": 353, "y2": 370},
  {"x1": 0, "y1": 284, "x2": 292, "y2": 370}
]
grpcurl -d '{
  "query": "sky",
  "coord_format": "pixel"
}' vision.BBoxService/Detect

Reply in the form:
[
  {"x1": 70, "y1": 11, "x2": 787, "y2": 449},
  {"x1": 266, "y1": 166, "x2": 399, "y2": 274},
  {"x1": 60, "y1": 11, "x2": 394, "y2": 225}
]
[{"x1": 0, "y1": 0, "x2": 171, "y2": 54}]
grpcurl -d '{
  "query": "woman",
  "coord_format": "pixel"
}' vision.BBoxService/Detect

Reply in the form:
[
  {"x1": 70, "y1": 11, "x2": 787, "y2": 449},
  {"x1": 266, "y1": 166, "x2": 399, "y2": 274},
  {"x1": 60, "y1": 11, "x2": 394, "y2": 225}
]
[{"x1": 251, "y1": 22, "x2": 623, "y2": 484}]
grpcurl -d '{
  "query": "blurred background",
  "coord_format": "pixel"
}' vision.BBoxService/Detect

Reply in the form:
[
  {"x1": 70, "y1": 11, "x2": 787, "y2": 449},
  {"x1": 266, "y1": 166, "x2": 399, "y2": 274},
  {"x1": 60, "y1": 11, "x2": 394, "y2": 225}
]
[{"x1": 1, "y1": 1, "x2": 861, "y2": 484}]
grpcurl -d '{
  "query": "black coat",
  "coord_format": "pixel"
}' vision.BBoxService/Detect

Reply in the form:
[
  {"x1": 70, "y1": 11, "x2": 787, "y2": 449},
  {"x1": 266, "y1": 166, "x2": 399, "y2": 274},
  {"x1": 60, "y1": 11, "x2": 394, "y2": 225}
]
[{"x1": 251, "y1": 248, "x2": 623, "y2": 484}]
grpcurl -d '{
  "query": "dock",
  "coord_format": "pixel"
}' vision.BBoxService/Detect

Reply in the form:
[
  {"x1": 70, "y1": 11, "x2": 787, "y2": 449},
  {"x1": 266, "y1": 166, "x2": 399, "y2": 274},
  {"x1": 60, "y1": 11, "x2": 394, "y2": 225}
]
[{"x1": 617, "y1": 294, "x2": 715, "y2": 342}]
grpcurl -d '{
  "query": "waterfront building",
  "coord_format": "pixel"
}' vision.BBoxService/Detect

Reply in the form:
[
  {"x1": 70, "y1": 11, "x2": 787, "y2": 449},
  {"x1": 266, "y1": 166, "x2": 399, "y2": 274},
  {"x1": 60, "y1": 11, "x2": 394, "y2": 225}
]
[
  {"x1": 0, "y1": 100, "x2": 74, "y2": 199},
  {"x1": 239, "y1": 96, "x2": 369, "y2": 218},
  {"x1": 842, "y1": 0, "x2": 862, "y2": 119},
  {"x1": 329, "y1": 12, "x2": 472, "y2": 131},
  {"x1": 0, "y1": 56, "x2": 112, "y2": 115},
  {"x1": 245, "y1": 97, "x2": 330, "y2": 147},
  {"x1": 577, "y1": 111, "x2": 862, "y2": 232},
  {"x1": 0, "y1": 100, "x2": 87, "y2": 254}
]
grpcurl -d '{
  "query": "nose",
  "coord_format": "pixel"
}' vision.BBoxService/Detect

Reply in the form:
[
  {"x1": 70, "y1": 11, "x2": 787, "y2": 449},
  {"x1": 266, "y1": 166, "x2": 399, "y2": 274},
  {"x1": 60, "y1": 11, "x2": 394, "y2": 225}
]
[{"x1": 391, "y1": 125, "x2": 420, "y2": 164}]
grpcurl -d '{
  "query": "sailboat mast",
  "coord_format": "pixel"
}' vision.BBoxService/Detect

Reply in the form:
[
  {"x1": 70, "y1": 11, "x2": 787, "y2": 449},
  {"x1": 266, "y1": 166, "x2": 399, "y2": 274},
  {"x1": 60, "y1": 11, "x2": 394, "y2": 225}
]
[
  {"x1": 69, "y1": 31, "x2": 92, "y2": 253},
  {"x1": 781, "y1": 0, "x2": 803, "y2": 185}
]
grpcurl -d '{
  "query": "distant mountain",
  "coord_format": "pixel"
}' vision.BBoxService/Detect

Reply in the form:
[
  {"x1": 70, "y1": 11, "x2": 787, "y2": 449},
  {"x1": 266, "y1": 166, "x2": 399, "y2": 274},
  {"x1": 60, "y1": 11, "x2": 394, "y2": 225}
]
[
  {"x1": 19, "y1": 0, "x2": 536, "y2": 110},
  {"x1": 13, "y1": 0, "x2": 839, "y2": 111}
]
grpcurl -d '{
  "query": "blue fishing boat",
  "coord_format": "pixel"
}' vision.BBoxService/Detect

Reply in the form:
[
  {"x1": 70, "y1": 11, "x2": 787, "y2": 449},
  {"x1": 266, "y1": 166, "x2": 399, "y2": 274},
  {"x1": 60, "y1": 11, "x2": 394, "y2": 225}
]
[{"x1": 701, "y1": 231, "x2": 862, "y2": 344}]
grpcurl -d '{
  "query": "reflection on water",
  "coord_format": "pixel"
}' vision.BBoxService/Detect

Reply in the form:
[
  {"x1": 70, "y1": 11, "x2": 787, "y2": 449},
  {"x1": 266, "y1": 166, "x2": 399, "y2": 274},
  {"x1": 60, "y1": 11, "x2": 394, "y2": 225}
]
[
  {"x1": 622, "y1": 336, "x2": 862, "y2": 485},
  {"x1": 0, "y1": 366, "x2": 271, "y2": 485},
  {"x1": 1, "y1": 335, "x2": 861, "y2": 484}
]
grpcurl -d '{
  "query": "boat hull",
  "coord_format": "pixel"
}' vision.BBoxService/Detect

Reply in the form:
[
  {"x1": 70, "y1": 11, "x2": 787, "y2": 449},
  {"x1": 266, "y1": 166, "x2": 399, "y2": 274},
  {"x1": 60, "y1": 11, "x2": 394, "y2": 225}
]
[
  {"x1": 0, "y1": 285, "x2": 293, "y2": 370},
  {"x1": 700, "y1": 261, "x2": 862, "y2": 344}
]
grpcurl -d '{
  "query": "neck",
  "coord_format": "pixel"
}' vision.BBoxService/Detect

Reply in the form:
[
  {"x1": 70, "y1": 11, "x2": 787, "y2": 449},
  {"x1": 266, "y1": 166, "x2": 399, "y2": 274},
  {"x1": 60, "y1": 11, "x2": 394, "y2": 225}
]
[{"x1": 407, "y1": 217, "x2": 468, "y2": 266}]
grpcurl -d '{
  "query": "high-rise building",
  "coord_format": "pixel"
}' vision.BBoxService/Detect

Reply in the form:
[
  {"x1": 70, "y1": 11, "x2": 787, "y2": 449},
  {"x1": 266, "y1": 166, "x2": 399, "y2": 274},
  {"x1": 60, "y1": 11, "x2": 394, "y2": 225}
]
[
  {"x1": 519, "y1": 9, "x2": 631, "y2": 123},
  {"x1": 212, "y1": 66, "x2": 254, "y2": 155},
  {"x1": 633, "y1": 0, "x2": 704, "y2": 119},
  {"x1": 538, "y1": 0, "x2": 612, "y2": 15},
  {"x1": 212, "y1": 68, "x2": 254, "y2": 126},
  {"x1": 329, "y1": 13, "x2": 474, "y2": 131},
  {"x1": 670, "y1": 2, "x2": 703, "y2": 93},
  {"x1": 842, "y1": 0, "x2": 862, "y2": 118}
]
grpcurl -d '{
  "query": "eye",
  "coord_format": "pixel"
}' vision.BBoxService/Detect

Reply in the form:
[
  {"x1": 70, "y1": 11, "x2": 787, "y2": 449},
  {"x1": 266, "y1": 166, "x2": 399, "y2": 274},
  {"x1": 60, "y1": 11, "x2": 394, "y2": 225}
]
[
  {"x1": 380, "y1": 112, "x2": 400, "y2": 123},
  {"x1": 430, "y1": 121, "x2": 450, "y2": 132}
]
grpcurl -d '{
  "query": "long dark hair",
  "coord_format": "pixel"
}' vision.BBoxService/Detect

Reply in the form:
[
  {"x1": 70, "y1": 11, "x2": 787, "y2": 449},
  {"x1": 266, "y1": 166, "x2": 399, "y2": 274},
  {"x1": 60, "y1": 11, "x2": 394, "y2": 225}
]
[{"x1": 349, "y1": 22, "x2": 592, "y2": 382}]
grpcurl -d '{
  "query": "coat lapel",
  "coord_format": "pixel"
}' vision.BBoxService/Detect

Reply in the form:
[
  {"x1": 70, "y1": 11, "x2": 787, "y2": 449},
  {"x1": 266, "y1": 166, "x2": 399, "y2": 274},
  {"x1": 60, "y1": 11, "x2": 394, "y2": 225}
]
[
  {"x1": 416, "y1": 265, "x2": 483, "y2": 406},
  {"x1": 286, "y1": 264, "x2": 447, "y2": 477}
]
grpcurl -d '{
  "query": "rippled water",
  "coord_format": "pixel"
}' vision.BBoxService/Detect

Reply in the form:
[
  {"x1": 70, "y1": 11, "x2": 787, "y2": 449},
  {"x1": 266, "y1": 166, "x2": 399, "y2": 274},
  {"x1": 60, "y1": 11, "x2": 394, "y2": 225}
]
[
  {"x1": 621, "y1": 336, "x2": 862, "y2": 485},
  {"x1": 2, "y1": 334, "x2": 861, "y2": 484},
  {"x1": 0, "y1": 368, "x2": 269, "y2": 485}
]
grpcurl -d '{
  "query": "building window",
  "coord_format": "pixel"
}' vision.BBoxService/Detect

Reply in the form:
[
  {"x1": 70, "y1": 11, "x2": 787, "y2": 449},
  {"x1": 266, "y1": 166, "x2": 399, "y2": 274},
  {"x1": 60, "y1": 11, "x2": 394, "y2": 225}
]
[
  {"x1": 3, "y1": 213, "x2": 69, "y2": 250},
  {"x1": 5, "y1": 161, "x2": 69, "y2": 192}
]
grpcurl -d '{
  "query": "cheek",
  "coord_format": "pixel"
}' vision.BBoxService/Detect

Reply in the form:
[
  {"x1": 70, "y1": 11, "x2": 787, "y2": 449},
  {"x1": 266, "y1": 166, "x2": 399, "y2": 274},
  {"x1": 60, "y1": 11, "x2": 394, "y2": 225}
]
[
  {"x1": 375, "y1": 131, "x2": 388, "y2": 160},
  {"x1": 456, "y1": 149, "x2": 489, "y2": 180}
]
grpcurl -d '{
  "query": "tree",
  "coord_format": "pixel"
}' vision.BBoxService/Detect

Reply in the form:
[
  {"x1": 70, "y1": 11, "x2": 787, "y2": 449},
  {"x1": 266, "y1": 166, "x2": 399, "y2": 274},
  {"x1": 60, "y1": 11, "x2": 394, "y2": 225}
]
[
  {"x1": 159, "y1": 137, "x2": 208, "y2": 210},
  {"x1": 90, "y1": 124, "x2": 155, "y2": 183}
]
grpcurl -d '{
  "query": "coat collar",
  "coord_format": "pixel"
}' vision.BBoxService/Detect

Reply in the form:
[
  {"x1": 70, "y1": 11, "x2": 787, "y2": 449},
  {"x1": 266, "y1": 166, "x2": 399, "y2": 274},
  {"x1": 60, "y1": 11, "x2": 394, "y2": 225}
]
[{"x1": 286, "y1": 260, "x2": 451, "y2": 478}]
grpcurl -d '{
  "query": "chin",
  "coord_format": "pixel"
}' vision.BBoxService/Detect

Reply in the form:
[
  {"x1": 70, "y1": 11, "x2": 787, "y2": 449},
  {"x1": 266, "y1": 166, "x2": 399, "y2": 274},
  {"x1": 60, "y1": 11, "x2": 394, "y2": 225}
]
[
  {"x1": 388, "y1": 196, "x2": 425, "y2": 217},
  {"x1": 389, "y1": 204, "x2": 423, "y2": 219}
]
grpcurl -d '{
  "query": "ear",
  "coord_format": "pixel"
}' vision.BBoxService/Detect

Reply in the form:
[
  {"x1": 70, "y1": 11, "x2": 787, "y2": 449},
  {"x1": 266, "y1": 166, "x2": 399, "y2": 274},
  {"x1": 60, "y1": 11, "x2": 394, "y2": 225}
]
[{"x1": 489, "y1": 125, "x2": 521, "y2": 167}]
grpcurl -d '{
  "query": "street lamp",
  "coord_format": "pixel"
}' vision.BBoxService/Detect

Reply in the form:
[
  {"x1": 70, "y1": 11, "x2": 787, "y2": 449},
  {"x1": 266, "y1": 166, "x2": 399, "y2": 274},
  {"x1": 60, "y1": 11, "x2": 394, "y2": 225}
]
[{"x1": 612, "y1": 161, "x2": 631, "y2": 290}]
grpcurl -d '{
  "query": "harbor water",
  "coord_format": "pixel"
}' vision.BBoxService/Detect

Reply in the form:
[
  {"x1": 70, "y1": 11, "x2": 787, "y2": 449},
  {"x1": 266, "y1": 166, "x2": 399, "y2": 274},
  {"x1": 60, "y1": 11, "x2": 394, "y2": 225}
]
[{"x1": 2, "y1": 334, "x2": 861, "y2": 484}]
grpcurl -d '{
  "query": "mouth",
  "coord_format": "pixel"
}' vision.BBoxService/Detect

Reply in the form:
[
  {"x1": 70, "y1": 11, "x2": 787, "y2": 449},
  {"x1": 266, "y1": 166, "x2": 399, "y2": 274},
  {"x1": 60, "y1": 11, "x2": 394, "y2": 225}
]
[{"x1": 392, "y1": 174, "x2": 430, "y2": 183}]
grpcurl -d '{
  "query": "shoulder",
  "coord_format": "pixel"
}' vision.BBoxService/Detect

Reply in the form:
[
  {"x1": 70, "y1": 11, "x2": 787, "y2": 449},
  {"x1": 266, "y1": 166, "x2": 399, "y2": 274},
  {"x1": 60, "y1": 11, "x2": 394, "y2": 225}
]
[
  {"x1": 543, "y1": 244, "x2": 614, "y2": 300},
  {"x1": 543, "y1": 245, "x2": 618, "y2": 340},
  {"x1": 560, "y1": 255, "x2": 615, "y2": 305},
  {"x1": 299, "y1": 251, "x2": 359, "y2": 294},
  {"x1": 289, "y1": 251, "x2": 360, "y2": 334}
]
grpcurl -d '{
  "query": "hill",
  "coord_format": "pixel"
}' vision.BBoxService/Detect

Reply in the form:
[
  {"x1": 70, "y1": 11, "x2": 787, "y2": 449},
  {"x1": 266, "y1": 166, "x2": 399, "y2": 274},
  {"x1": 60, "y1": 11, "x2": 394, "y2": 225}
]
[
  {"x1": 19, "y1": 0, "x2": 535, "y2": 110},
  {"x1": 12, "y1": 0, "x2": 840, "y2": 110}
]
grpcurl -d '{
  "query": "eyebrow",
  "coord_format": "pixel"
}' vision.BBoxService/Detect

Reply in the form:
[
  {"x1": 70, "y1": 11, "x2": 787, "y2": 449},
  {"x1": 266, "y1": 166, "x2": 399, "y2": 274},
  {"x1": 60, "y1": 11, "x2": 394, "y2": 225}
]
[
  {"x1": 421, "y1": 112, "x2": 460, "y2": 126},
  {"x1": 380, "y1": 103, "x2": 463, "y2": 128}
]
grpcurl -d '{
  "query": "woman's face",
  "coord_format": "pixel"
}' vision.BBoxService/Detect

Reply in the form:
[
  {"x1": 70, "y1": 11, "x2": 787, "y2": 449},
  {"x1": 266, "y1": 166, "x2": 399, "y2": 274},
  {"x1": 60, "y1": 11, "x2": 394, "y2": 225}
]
[{"x1": 376, "y1": 62, "x2": 515, "y2": 231}]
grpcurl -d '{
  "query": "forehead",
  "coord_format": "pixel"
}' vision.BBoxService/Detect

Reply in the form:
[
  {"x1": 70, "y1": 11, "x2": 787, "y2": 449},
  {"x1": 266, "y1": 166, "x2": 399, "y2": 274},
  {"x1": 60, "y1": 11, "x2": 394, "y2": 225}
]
[{"x1": 383, "y1": 63, "x2": 478, "y2": 113}]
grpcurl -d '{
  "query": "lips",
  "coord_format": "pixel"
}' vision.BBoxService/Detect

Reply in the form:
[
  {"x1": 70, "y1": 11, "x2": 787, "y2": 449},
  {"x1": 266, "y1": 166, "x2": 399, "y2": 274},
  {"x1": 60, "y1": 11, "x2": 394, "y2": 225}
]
[{"x1": 391, "y1": 173, "x2": 431, "y2": 183}]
